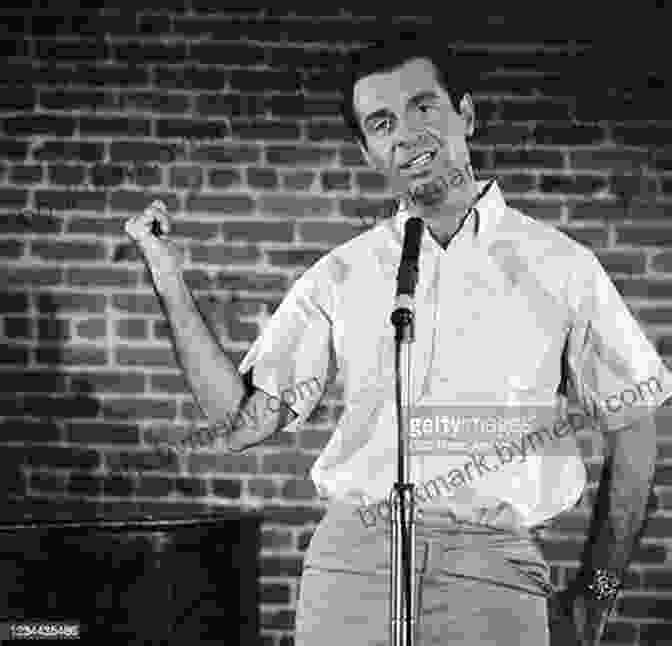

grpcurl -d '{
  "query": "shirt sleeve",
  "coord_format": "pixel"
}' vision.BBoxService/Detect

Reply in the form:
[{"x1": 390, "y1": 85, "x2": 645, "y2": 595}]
[
  {"x1": 565, "y1": 248, "x2": 672, "y2": 431},
  {"x1": 236, "y1": 257, "x2": 337, "y2": 434}
]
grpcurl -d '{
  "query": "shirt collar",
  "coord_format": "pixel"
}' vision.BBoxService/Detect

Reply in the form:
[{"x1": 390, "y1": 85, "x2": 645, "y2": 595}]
[{"x1": 391, "y1": 178, "x2": 504, "y2": 251}]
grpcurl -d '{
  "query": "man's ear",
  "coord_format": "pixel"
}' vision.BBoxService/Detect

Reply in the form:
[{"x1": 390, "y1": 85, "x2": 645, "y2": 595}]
[{"x1": 459, "y1": 93, "x2": 476, "y2": 138}]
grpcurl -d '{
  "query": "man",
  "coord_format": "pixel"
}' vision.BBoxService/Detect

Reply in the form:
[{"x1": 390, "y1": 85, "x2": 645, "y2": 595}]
[{"x1": 125, "y1": 31, "x2": 670, "y2": 646}]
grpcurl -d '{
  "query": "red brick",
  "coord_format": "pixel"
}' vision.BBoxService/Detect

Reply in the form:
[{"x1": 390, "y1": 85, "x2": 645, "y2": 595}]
[
  {"x1": 321, "y1": 170, "x2": 350, "y2": 192},
  {"x1": 30, "y1": 471, "x2": 68, "y2": 494},
  {"x1": 221, "y1": 220, "x2": 293, "y2": 243},
  {"x1": 508, "y1": 199, "x2": 563, "y2": 221},
  {"x1": 617, "y1": 226, "x2": 672, "y2": 247},
  {"x1": 557, "y1": 226, "x2": 608, "y2": 248},
  {"x1": 35, "y1": 189, "x2": 105, "y2": 212},
  {"x1": 153, "y1": 63, "x2": 228, "y2": 90},
  {"x1": 71, "y1": 371, "x2": 145, "y2": 394},
  {"x1": 156, "y1": 118, "x2": 230, "y2": 141},
  {"x1": 150, "y1": 373, "x2": 189, "y2": 395},
  {"x1": 188, "y1": 452, "x2": 258, "y2": 474},
  {"x1": 618, "y1": 596, "x2": 672, "y2": 620},
  {"x1": 0, "y1": 266, "x2": 63, "y2": 286},
  {"x1": 493, "y1": 148, "x2": 566, "y2": 169},
  {"x1": 0, "y1": 291, "x2": 29, "y2": 313},
  {"x1": 472, "y1": 124, "x2": 532, "y2": 146},
  {"x1": 0, "y1": 138, "x2": 29, "y2": 160},
  {"x1": 78, "y1": 116, "x2": 150, "y2": 137},
  {"x1": 261, "y1": 450, "x2": 314, "y2": 476},
  {"x1": 569, "y1": 148, "x2": 651, "y2": 173},
  {"x1": 307, "y1": 121, "x2": 352, "y2": 143},
  {"x1": 248, "y1": 478, "x2": 278, "y2": 499},
  {"x1": 540, "y1": 173, "x2": 608, "y2": 195},
  {"x1": 187, "y1": 194, "x2": 255, "y2": 216},
  {"x1": 34, "y1": 140, "x2": 103, "y2": 163},
  {"x1": 281, "y1": 478, "x2": 317, "y2": 501},
  {"x1": 115, "y1": 347, "x2": 176, "y2": 368},
  {"x1": 652, "y1": 252, "x2": 672, "y2": 274},
  {"x1": 499, "y1": 98, "x2": 573, "y2": 122},
  {"x1": 259, "y1": 195, "x2": 334, "y2": 218},
  {"x1": 26, "y1": 446, "x2": 100, "y2": 470},
  {"x1": 282, "y1": 171, "x2": 315, "y2": 191},
  {"x1": 110, "y1": 141, "x2": 184, "y2": 164},
  {"x1": 169, "y1": 165, "x2": 203, "y2": 190},
  {"x1": 267, "y1": 145, "x2": 338, "y2": 166},
  {"x1": 298, "y1": 221, "x2": 360, "y2": 245},
  {"x1": 120, "y1": 91, "x2": 190, "y2": 114},
  {"x1": 612, "y1": 125, "x2": 672, "y2": 147},
  {"x1": 136, "y1": 475, "x2": 175, "y2": 497},
  {"x1": 38, "y1": 317, "x2": 71, "y2": 341},
  {"x1": 190, "y1": 42, "x2": 266, "y2": 65},
  {"x1": 4, "y1": 115, "x2": 76, "y2": 137},
  {"x1": 1, "y1": 371, "x2": 66, "y2": 393},
  {"x1": 594, "y1": 250, "x2": 646, "y2": 275},
  {"x1": 68, "y1": 473, "x2": 104, "y2": 496},
  {"x1": 176, "y1": 476, "x2": 207, "y2": 497},
  {"x1": 496, "y1": 172, "x2": 537, "y2": 193},
  {"x1": 599, "y1": 622, "x2": 637, "y2": 645},
  {"x1": 40, "y1": 89, "x2": 116, "y2": 112},
  {"x1": 640, "y1": 622, "x2": 672, "y2": 646},
  {"x1": 115, "y1": 318, "x2": 147, "y2": 340},
  {"x1": 4, "y1": 316, "x2": 31, "y2": 339},
  {"x1": 172, "y1": 220, "x2": 219, "y2": 240},
  {"x1": 260, "y1": 556, "x2": 303, "y2": 578},
  {"x1": 11, "y1": 165, "x2": 43, "y2": 183},
  {"x1": 19, "y1": 394, "x2": 100, "y2": 419},
  {"x1": 37, "y1": 291, "x2": 106, "y2": 314},
  {"x1": 212, "y1": 478, "x2": 243, "y2": 498},
  {"x1": 66, "y1": 267, "x2": 138, "y2": 288},
  {"x1": 0, "y1": 419, "x2": 61, "y2": 442},
  {"x1": 533, "y1": 124, "x2": 606, "y2": 146},
  {"x1": 191, "y1": 143, "x2": 260, "y2": 164},
  {"x1": 190, "y1": 243, "x2": 261, "y2": 265},
  {"x1": 103, "y1": 474, "x2": 135, "y2": 496},
  {"x1": 30, "y1": 240, "x2": 106, "y2": 262},
  {"x1": 260, "y1": 583, "x2": 291, "y2": 604},
  {"x1": 246, "y1": 167, "x2": 278, "y2": 190},
  {"x1": 267, "y1": 249, "x2": 326, "y2": 269},
  {"x1": 106, "y1": 449, "x2": 179, "y2": 474},
  {"x1": 231, "y1": 119, "x2": 300, "y2": 141},
  {"x1": 112, "y1": 294, "x2": 161, "y2": 315},
  {"x1": 261, "y1": 610, "x2": 294, "y2": 631},
  {"x1": 113, "y1": 41, "x2": 187, "y2": 64}
]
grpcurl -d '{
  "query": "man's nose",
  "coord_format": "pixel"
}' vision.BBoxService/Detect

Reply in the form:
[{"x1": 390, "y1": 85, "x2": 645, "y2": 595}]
[{"x1": 393, "y1": 115, "x2": 427, "y2": 151}]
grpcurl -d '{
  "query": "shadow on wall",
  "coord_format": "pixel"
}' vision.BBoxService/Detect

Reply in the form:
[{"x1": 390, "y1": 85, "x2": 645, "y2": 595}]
[{"x1": 0, "y1": 279, "x2": 103, "y2": 520}]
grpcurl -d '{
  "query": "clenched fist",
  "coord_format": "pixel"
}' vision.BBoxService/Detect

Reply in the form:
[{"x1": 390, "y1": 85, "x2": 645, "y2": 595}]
[{"x1": 124, "y1": 200, "x2": 184, "y2": 290}]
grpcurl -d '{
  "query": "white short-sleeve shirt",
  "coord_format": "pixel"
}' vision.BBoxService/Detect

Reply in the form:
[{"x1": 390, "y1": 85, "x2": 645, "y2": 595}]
[{"x1": 238, "y1": 179, "x2": 672, "y2": 527}]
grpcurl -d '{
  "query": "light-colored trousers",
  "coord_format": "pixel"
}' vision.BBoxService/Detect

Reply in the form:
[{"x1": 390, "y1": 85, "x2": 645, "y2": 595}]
[{"x1": 295, "y1": 500, "x2": 555, "y2": 646}]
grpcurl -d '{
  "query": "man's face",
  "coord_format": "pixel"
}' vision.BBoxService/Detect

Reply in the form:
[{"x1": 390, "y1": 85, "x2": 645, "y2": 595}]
[{"x1": 353, "y1": 57, "x2": 476, "y2": 215}]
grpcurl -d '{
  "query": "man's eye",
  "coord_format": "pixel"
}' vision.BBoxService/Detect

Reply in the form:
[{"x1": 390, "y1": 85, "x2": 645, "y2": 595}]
[
  {"x1": 373, "y1": 119, "x2": 391, "y2": 133},
  {"x1": 418, "y1": 103, "x2": 433, "y2": 113}
]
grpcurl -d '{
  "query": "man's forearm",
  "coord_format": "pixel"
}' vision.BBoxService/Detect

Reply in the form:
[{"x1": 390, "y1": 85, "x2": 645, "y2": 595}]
[
  {"x1": 153, "y1": 270, "x2": 246, "y2": 422},
  {"x1": 579, "y1": 414, "x2": 657, "y2": 576},
  {"x1": 572, "y1": 414, "x2": 658, "y2": 643}
]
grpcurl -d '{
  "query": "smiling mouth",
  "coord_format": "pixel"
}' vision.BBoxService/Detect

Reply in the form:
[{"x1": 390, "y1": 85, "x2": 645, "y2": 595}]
[{"x1": 399, "y1": 150, "x2": 437, "y2": 172}]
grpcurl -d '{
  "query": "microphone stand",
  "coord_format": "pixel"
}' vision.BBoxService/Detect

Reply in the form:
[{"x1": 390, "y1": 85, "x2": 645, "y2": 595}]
[{"x1": 389, "y1": 217, "x2": 423, "y2": 646}]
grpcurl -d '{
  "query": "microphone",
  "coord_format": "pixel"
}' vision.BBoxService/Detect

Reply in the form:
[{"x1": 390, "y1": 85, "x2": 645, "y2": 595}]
[{"x1": 395, "y1": 216, "x2": 424, "y2": 310}]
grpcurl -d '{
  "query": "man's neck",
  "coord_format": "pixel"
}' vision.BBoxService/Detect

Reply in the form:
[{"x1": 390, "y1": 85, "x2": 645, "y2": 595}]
[{"x1": 425, "y1": 183, "x2": 481, "y2": 248}]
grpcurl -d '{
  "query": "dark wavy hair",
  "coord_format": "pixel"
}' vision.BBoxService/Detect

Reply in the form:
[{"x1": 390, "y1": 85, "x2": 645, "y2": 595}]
[{"x1": 340, "y1": 29, "x2": 475, "y2": 150}]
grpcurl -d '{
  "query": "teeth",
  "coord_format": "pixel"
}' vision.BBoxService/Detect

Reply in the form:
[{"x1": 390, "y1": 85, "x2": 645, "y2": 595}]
[{"x1": 405, "y1": 152, "x2": 434, "y2": 168}]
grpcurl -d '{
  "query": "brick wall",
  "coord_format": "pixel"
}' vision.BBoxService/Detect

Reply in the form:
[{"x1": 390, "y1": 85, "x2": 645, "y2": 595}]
[{"x1": 1, "y1": 7, "x2": 670, "y2": 645}]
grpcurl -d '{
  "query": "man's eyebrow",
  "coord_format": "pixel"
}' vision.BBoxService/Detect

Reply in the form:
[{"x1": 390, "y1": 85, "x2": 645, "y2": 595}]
[{"x1": 362, "y1": 91, "x2": 441, "y2": 126}]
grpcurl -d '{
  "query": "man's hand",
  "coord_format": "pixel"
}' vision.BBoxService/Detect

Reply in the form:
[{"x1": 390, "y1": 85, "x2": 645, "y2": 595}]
[{"x1": 124, "y1": 199, "x2": 185, "y2": 290}]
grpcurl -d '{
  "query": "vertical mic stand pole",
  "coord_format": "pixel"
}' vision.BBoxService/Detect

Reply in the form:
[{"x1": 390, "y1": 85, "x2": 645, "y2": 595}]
[{"x1": 389, "y1": 300, "x2": 416, "y2": 646}]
